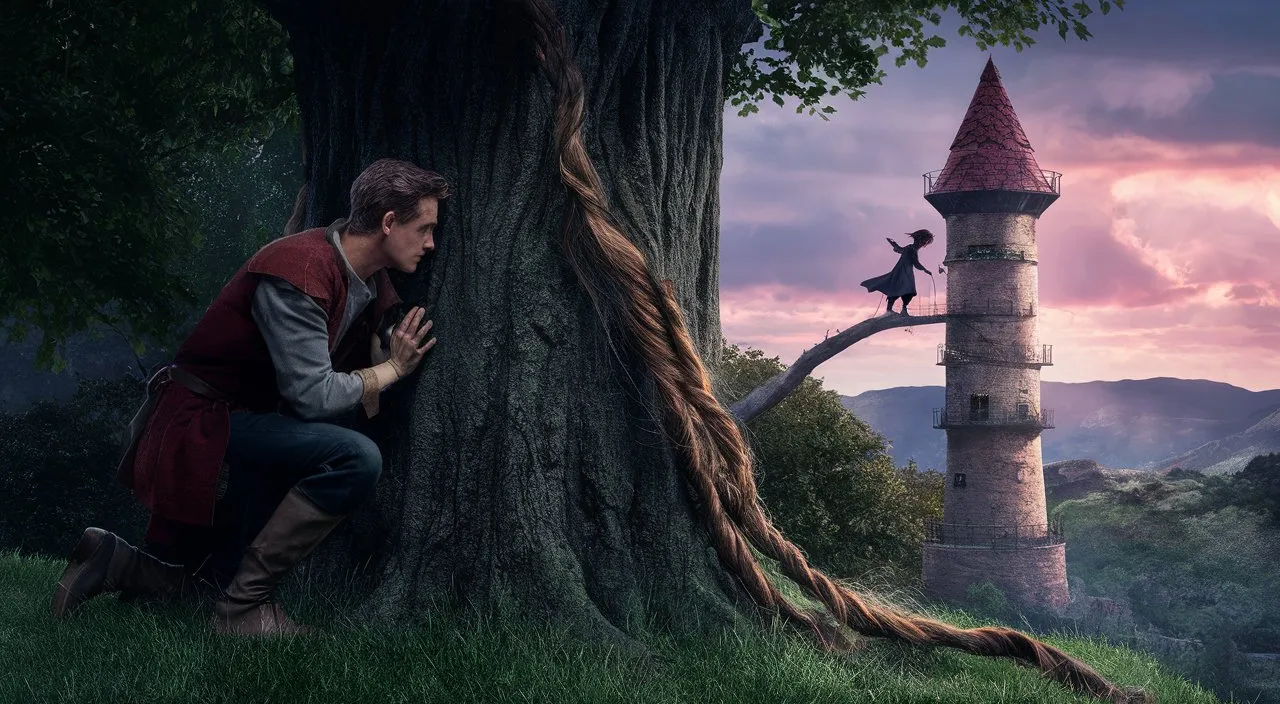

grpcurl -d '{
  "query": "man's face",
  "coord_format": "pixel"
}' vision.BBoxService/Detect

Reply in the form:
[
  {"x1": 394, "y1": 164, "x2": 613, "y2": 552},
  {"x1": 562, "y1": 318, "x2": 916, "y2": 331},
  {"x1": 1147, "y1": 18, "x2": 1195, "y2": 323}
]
[{"x1": 380, "y1": 197, "x2": 438, "y2": 273}]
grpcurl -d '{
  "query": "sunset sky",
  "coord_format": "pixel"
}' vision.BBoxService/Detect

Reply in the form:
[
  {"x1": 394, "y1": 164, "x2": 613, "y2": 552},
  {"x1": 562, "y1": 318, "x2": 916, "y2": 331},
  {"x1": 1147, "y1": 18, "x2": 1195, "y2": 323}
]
[{"x1": 717, "y1": 0, "x2": 1280, "y2": 397}]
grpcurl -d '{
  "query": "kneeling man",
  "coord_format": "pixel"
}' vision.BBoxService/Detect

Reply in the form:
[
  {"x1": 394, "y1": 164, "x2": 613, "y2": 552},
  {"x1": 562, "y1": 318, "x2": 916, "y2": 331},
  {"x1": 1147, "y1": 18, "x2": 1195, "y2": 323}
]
[{"x1": 52, "y1": 158, "x2": 449, "y2": 636}]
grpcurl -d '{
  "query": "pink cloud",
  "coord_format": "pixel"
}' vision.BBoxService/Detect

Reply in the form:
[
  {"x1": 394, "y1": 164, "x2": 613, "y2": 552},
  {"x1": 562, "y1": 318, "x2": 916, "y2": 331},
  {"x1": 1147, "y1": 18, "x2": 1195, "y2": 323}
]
[
  {"x1": 1228, "y1": 284, "x2": 1271, "y2": 302},
  {"x1": 1038, "y1": 224, "x2": 1198, "y2": 308}
]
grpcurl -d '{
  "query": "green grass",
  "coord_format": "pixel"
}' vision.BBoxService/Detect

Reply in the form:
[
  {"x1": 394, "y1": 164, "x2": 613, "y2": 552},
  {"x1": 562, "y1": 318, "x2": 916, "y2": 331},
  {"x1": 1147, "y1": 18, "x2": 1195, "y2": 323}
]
[{"x1": 1, "y1": 549, "x2": 1225, "y2": 704}]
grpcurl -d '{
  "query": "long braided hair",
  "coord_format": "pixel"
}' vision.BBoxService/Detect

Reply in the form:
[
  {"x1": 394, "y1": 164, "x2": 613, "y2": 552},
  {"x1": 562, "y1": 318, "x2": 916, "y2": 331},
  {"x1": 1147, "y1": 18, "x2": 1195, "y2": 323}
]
[{"x1": 512, "y1": 1, "x2": 1151, "y2": 702}]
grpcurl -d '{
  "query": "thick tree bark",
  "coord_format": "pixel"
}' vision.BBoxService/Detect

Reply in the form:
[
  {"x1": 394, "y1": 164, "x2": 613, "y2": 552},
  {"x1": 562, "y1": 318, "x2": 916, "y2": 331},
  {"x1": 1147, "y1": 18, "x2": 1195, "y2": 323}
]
[{"x1": 268, "y1": 0, "x2": 763, "y2": 648}]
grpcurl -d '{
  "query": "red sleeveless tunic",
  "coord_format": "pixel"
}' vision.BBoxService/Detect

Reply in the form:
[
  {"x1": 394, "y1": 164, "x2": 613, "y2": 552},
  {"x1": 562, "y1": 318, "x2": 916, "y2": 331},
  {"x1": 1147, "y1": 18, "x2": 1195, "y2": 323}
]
[{"x1": 122, "y1": 226, "x2": 401, "y2": 526}]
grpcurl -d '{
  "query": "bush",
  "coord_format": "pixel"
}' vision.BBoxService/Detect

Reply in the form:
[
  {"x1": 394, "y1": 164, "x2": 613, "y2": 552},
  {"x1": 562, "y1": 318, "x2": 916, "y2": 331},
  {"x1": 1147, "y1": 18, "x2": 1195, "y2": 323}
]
[
  {"x1": 712, "y1": 344, "x2": 943, "y2": 582},
  {"x1": 1229, "y1": 453, "x2": 1280, "y2": 526},
  {"x1": 0, "y1": 374, "x2": 149, "y2": 556},
  {"x1": 965, "y1": 581, "x2": 1014, "y2": 622},
  {"x1": 1199, "y1": 631, "x2": 1241, "y2": 698}
]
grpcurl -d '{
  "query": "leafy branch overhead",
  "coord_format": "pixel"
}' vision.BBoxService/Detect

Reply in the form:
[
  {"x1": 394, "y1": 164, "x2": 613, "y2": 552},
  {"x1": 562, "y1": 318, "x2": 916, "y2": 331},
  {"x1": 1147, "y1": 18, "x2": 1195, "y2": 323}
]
[
  {"x1": 730, "y1": 0, "x2": 1123, "y2": 118},
  {"x1": 0, "y1": 0, "x2": 295, "y2": 369}
]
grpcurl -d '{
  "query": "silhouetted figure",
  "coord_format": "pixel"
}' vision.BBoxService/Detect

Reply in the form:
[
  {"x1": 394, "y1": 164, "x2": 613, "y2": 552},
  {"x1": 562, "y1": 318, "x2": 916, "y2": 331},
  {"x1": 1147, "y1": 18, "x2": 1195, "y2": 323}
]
[{"x1": 860, "y1": 229, "x2": 935, "y2": 314}]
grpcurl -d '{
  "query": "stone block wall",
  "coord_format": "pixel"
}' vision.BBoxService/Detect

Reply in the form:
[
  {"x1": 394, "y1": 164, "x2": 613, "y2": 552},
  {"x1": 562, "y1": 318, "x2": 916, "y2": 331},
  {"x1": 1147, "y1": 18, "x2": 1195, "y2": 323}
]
[
  {"x1": 923, "y1": 543, "x2": 1069, "y2": 610},
  {"x1": 944, "y1": 365, "x2": 1041, "y2": 419},
  {"x1": 944, "y1": 212, "x2": 1039, "y2": 317},
  {"x1": 944, "y1": 428, "x2": 1048, "y2": 525},
  {"x1": 945, "y1": 310, "x2": 1039, "y2": 349},
  {"x1": 946, "y1": 260, "x2": 1039, "y2": 315},
  {"x1": 944, "y1": 213, "x2": 1038, "y2": 258}
]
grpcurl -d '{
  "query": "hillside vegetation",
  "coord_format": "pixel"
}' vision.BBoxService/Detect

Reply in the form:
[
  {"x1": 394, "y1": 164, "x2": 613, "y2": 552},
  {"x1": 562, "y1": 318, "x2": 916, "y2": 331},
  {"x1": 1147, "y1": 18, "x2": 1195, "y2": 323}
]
[{"x1": 1052, "y1": 454, "x2": 1280, "y2": 702}]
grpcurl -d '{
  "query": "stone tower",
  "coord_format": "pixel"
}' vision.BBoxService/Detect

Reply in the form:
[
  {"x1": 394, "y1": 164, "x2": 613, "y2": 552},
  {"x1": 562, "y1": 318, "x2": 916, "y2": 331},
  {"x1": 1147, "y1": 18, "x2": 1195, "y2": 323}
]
[{"x1": 920, "y1": 58, "x2": 1068, "y2": 610}]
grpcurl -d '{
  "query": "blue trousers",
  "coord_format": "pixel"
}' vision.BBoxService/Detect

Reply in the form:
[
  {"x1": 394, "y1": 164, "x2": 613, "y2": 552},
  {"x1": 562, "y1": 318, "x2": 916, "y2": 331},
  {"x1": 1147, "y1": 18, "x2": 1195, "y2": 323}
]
[{"x1": 160, "y1": 409, "x2": 384, "y2": 591}]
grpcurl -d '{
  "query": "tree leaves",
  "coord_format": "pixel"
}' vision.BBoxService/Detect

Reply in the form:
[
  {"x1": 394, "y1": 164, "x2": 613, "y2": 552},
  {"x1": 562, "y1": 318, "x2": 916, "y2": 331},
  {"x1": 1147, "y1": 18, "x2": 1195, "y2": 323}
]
[
  {"x1": 728, "y1": 0, "x2": 1123, "y2": 117},
  {"x1": 714, "y1": 344, "x2": 944, "y2": 580},
  {"x1": 0, "y1": 0, "x2": 295, "y2": 369}
]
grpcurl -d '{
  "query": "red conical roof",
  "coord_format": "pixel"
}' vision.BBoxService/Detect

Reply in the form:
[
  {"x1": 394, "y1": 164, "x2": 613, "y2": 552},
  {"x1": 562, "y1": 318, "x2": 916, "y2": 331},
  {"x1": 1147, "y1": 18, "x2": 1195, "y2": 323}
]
[{"x1": 929, "y1": 57, "x2": 1056, "y2": 193}]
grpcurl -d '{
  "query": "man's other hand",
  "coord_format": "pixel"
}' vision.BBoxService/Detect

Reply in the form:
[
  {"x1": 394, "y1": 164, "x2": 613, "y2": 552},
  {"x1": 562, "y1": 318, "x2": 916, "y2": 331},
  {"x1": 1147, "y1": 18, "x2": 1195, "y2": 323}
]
[{"x1": 390, "y1": 306, "x2": 435, "y2": 377}]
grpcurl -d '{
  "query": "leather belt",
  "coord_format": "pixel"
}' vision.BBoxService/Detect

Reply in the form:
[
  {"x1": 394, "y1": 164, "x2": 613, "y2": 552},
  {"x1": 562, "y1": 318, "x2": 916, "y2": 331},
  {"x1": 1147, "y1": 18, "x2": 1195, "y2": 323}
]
[{"x1": 167, "y1": 364, "x2": 229, "y2": 402}]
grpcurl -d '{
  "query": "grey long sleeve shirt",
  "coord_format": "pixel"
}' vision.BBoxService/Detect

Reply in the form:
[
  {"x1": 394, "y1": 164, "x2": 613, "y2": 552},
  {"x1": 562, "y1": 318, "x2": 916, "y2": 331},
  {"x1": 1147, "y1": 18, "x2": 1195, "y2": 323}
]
[{"x1": 250, "y1": 225, "x2": 378, "y2": 420}]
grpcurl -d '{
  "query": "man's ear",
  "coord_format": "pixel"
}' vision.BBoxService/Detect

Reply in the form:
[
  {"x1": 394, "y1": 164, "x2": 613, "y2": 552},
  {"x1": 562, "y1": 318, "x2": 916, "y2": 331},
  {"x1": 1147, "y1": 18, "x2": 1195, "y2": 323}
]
[{"x1": 381, "y1": 210, "x2": 396, "y2": 235}]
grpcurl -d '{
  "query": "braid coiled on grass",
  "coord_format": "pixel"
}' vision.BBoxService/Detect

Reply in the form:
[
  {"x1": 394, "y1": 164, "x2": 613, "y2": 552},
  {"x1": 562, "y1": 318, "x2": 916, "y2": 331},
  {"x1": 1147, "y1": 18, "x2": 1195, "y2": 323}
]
[{"x1": 513, "y1": 1, "x2": 1151, "y2": 701}]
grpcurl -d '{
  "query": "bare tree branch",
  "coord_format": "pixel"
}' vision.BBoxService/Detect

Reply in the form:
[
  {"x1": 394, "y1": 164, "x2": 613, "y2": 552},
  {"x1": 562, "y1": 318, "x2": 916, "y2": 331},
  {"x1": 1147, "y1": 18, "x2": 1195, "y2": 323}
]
[
  {"x1": 98, "y1": 318, "x2": 149, "y2": 381},
  {"x1": 729, "y1": 312, "x2": 945, "y2": 423}
]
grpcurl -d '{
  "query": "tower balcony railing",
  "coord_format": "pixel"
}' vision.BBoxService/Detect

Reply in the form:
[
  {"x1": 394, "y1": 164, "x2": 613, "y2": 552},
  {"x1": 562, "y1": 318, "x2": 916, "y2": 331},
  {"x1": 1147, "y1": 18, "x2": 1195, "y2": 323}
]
[
  {"x1": 937, "y1": 343, "x2": 1053, "y2": 366},
  {"x1": 944, "y1": 245, "x2": 1036, "y2": 264},
  {"x1": 923, "y1": 169, "x2": 1062, "y2": 196},
  {"x1": 894, "y1": 300, "x2": 948, "y2": 317},
  {"x1": 925, "y1": 517, "x2": 1065, "y2": 548},
  {"x1": 945, "y1": 299, "x2": 1036, "y2": 317},
  {"x1": 880, "y1": 301, "x2": 1038, "y2": 317},
  {"x1": 933, "y1": 407, "x2": 1055, "y2": 429}
]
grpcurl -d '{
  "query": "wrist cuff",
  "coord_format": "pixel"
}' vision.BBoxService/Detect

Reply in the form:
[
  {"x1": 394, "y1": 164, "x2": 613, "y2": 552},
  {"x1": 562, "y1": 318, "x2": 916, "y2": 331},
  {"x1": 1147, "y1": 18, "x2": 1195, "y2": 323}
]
[{"x1": 356, "y1": 367, "x2": 380, "y2": 418}]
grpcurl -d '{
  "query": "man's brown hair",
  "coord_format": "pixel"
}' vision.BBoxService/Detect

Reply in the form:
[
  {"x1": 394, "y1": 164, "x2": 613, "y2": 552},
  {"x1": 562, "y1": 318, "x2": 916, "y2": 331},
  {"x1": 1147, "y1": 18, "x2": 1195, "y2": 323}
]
[{"x1": 348, "y1": 158, "x2": 452, "y2": 234}]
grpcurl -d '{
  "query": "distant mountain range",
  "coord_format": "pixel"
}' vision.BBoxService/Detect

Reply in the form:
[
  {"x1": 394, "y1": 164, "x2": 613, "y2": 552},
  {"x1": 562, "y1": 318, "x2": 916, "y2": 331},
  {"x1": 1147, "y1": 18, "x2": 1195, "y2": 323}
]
[
  {"x1": 841, "y1": 379, "x2": 1280, "y2": 473},
  {"x1": 1153, "y1": 406, "x2": 1280, "y2": 474}
]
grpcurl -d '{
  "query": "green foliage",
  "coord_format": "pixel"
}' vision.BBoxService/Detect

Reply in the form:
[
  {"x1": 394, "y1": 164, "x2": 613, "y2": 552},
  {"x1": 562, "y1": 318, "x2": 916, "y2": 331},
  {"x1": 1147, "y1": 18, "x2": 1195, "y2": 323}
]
[
  {"x1": 0, "y1": 375, "x2": 149, "y2": 557},
  {"x1": 1054, "y1": 464, "x2": 1280, "y2": 701},
  {"x1": 0, "y1": 0, "x2": 295, "y2": 369},
  {"x1": 1119, "y1": 455, "x2": 1280, "y2": 527},
  {"x1": 965, "y1": 580, "x2": 1014, "y2": 622},
  {"x1": 713, "y1": 344, "x2": 943, "y2": 581},
  {"x1": 1199, "y1": 631, "x2": 1241, "y2": 696},
  {"x1": 731, "y1": 0, "x2": 1124, "y2": 118},
  {"x1": 1207, "y1": 453, "x2": 1280, "y2": 526},
  {"x1": 169, "y1": 125, "x2": 302, "y2": 332}
]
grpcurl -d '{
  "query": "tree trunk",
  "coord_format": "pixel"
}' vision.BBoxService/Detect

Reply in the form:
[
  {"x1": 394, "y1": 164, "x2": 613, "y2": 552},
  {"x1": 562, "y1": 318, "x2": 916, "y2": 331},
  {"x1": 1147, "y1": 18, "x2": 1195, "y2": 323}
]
[{"x1": 269, "y1": 0, "x2": 762, "y2": 648}]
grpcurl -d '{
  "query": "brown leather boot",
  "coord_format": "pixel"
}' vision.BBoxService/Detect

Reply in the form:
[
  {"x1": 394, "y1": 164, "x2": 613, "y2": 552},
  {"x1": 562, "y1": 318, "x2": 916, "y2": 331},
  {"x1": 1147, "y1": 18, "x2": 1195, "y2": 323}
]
[
  {"x1": 52, "y1": 527, "x2": 189, "y2": 618},
  {"x1": 212, "y1": 487, "x2": 345, "y2": 637}
]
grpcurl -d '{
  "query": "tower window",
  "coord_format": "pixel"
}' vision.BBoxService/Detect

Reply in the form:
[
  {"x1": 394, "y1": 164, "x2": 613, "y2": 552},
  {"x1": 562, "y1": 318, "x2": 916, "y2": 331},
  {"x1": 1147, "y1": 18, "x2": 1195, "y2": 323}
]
[
  {"x1": 1017, "y1": 403, "x2": 1030, "y2": 420},
  {"x1": 954, "y1": 473, "x2": 967, "y2": 488},
  {"x1": 969, "y1": 394, "x2": 990, "y2": 421}
]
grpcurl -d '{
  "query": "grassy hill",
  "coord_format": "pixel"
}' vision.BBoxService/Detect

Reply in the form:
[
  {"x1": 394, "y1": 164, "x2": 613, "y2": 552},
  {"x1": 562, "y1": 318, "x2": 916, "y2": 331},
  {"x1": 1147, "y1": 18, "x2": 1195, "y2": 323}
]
[{"x1": 0, "y1": 550, "x2": 1222, "y2": 704}]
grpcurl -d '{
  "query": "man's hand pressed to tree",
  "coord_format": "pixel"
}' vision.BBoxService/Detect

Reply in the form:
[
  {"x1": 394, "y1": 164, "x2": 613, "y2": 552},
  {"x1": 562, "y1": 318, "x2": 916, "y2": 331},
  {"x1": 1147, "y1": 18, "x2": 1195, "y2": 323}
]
[{"x1": 388, "y1": 306, "x2": 435, "y2": 378}]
